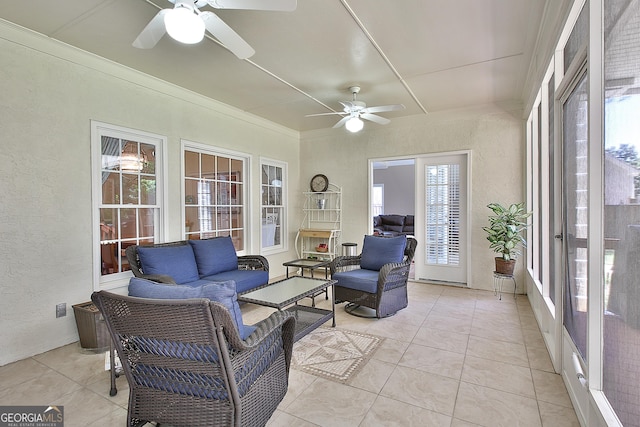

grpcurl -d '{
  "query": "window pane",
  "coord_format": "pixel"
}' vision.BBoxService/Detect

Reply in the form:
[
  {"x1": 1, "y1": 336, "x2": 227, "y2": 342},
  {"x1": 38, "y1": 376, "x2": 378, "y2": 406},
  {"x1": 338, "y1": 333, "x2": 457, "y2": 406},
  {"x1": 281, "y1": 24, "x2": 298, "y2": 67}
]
[
  {"x1": 185, "y1": 179, "x2": 198, "y2": 205},
  {"x1": 120, "y1": 208, "x2": 137, "y2": 239},
  {"x1": 564, "y1": 6, "x2": 588, "y2": 73},
  {"x1": 138, "y1": 208, "x2": 155, "y2": 238},
  {"x1": 140, "y1": 177, "x2": 156, "y2": 205},
  {"x1": 603, "y1": 0, "x2": 640, "y2": 424},
  {"x1": 101, "y1": 172, "x2": 120, "y2": 204},
  {"x1": 185, "y1": 206, "x2": 200, "y2": 233},
  {"x1": 201, "y1": 154, "x2": 215, "y2": 177},
  {"x1": 141, "y1": 143, "x2": 155, "y2": 174},
  {"x1": 100, "y1": 208, "x2": 118, "y2": 240},
  {"x1": 218, "y1": 157, "x2": 230, "y2": 177},
  {"x1": 185, "y1": 151, "x2": 199, "y2": 178}
]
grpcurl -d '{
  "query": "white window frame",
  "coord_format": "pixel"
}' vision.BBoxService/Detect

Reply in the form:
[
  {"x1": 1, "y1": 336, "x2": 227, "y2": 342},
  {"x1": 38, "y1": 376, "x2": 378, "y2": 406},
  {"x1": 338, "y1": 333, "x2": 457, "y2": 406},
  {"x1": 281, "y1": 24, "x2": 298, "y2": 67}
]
[
  {"x1": 260, "y1": 157, "x2": 287, "y2": 253},
  {"x1": 91, "y1": 121, "x2": 167, "y2": 291},
  {"x1": 181, "y1": 140, "x2": 252, "y2": 254}
]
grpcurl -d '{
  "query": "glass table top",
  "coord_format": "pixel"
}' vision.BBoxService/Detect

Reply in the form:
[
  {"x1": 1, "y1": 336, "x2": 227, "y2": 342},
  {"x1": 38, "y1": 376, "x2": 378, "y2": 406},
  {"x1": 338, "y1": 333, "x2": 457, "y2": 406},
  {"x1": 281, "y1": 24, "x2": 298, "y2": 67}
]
[
  {"x1": 283, "y1": 258, "x2": 331, "y2": 268},
  {"x1": 238, "y1": 276, "x2": 334, "y2": 308}
]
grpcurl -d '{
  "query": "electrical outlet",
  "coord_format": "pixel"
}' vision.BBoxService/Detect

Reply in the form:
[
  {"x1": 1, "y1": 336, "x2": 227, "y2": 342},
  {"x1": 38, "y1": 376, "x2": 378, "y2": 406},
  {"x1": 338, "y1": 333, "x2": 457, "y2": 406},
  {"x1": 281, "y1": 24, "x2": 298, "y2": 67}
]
[{"x1": 56, "y1": 303, "x2": 66, "y2": 318}]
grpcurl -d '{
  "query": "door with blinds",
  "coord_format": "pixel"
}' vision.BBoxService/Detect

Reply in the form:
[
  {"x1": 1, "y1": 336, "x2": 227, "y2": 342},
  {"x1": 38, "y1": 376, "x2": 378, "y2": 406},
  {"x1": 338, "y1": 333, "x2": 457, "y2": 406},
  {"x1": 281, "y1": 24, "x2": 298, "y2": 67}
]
[{"x1": 414, "y1": 153, "x2": 469, "y2": 284}]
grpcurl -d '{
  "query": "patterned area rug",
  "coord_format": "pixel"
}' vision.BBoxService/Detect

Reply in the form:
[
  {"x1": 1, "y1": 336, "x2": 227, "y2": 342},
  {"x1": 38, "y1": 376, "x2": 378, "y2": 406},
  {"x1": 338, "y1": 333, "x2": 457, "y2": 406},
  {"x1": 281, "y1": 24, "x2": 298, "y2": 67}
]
[{"x1": 292, "y1": 328, "x2": 384, "y2": 383}]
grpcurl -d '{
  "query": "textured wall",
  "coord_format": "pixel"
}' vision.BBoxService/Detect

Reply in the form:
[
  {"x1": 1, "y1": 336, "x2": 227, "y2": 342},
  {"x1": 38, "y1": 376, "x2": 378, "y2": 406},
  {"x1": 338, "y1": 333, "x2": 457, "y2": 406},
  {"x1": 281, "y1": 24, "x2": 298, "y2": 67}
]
[
  {"x1": 0, "y1": 24, "x2": 300, "y2": 366},
  {"x1": 300, "y1": 106, "x2": 525, "y2": 290},
  {"x1": 373, "y1": 164, "x2": 416, "y2": 215}
]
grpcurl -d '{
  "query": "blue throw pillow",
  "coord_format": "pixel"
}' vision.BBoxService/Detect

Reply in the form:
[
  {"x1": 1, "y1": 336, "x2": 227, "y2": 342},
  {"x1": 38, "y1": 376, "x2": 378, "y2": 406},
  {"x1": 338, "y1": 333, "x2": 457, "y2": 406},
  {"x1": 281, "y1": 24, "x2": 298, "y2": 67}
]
[
  {"x1": 128, "y1": 278, "x2": 250, "y2": 340},
  {"x1": 200, "y1": 281, "x2": 248, "y2": 339},
  {"x1": 360, "y1": 235, "x2": 407, "y2": 271},
  {"x1": 136, "y1": 244, "x2": 200, "y2": 285},
  {"x1": 129, "y1": 277, "x2": 202, "y2": 299},
  {"x1": 189, "y1": 237, "x2": 239, "y2": 276}
]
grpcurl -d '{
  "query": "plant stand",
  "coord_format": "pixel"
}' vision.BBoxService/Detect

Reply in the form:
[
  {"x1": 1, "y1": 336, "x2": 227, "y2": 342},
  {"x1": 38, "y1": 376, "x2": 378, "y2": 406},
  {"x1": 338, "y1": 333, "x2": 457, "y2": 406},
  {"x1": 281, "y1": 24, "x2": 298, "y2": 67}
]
[{"x1": 493, "y1": 271, "x2": 517, "y2": 300}]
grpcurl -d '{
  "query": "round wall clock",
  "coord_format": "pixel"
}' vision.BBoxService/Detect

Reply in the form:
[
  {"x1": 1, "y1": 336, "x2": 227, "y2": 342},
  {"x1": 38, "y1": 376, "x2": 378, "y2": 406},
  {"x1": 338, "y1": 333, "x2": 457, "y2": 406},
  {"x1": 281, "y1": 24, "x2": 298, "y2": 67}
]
[{"x1": 310, "y1": 174, "x2": 329, "y2": 192}]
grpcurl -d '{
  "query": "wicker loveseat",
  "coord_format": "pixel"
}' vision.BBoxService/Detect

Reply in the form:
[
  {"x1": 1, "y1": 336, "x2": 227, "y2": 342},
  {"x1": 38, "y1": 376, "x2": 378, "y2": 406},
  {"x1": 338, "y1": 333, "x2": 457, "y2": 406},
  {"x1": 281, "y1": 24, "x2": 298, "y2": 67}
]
[
  {"x1": 93, "y1": 290, "x2": 295, "y2": 427},
  {"x1": 330, "y1": 235, "x2": 417, "y2": 318},
  {"x1": 125, "y1": 236, "x2": 269, "y2": 294}
]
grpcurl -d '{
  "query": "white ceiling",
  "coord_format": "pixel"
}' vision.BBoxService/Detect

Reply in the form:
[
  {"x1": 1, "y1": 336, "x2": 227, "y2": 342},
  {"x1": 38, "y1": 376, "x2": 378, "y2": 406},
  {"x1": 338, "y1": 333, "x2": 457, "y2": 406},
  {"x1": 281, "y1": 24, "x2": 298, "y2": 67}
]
[{"x1": 0, "y1": 0, "x2": 547, "y2": 131}]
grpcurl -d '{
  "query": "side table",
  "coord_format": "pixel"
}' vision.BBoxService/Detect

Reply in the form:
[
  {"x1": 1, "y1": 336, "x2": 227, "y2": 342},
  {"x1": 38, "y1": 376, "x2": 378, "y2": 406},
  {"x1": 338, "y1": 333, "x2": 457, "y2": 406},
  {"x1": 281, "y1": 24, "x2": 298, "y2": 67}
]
[
  {"x1": 282, "y1": 258, "x2": 331, "y2": 306},
  {"x1": 493, "y1": 271, "x2": 516, "y2": 300}
]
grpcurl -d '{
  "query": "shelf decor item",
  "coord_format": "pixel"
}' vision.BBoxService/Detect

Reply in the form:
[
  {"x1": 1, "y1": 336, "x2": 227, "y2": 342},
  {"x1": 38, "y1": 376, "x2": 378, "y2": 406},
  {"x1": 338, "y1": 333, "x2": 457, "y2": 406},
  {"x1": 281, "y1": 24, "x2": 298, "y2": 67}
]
[
  {"x1": 482, "y1": 202, "x2": 531, "y2": 275},
  {"x1": 310, "y1": 174, "x2": 329, "y2": 192}
]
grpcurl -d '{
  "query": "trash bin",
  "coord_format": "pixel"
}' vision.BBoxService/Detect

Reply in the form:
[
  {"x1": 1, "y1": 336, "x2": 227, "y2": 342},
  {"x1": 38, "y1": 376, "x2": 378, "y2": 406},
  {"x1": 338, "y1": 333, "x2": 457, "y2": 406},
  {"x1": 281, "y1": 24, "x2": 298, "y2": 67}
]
[
  {"x1": 342, "y1": 242, "x2": 357, "y2": 256},
  {"x1": 72, "y1": 302, "x2": 109, "y2": 350}
]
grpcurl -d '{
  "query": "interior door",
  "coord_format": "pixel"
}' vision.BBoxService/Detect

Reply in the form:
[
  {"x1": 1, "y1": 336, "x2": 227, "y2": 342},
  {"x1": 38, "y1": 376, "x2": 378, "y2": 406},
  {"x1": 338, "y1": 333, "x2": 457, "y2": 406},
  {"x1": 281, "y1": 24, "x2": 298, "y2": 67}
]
[{"x1": 414, "y1": 153, "x2": 469, "y2": 284}]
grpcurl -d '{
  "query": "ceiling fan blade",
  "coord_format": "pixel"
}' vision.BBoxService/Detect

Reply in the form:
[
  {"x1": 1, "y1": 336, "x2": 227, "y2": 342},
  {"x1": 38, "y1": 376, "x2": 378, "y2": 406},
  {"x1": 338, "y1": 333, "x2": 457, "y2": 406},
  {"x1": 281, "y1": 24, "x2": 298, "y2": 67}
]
[
  {"x1": 132, "y1": 9, "x2": 169, "y2": 49},
  {"x1": 362, "y1": 104, "x2": 405, "y2": 114},
  {"x1": 305, "y1": 112, "x2": 347, "y2": 117},
  {"x1": 200, "y1": 11, "x2": 255, "y2": 59},
  {"x1": 333, "y1": 116, "x2": 351, "y2": 129},
  {"x1": 361, "y1": 113, "x2": 391, "y2": 125},
  {"x1": 206, "y1": 0, "x2": 297, "y2": 11}
]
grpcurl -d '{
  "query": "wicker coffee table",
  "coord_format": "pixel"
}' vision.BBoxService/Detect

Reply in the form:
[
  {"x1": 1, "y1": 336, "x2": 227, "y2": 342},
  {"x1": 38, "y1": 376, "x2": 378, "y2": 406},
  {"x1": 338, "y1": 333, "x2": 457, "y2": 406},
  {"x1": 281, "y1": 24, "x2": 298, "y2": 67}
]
[{"x1": 238, "y1": 276, "x2": 336, "y2": 341}]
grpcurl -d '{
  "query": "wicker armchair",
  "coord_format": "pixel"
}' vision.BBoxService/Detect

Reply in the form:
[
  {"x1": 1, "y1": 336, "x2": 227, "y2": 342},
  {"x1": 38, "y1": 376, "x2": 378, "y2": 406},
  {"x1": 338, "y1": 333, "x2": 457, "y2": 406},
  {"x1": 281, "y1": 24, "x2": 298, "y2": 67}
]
[
  {"x1": 330, "y1": 236, "x2": 417, "y2": 318},
  {"x1": 92, "y1": 291, "x2": 295, "y2": 427}
]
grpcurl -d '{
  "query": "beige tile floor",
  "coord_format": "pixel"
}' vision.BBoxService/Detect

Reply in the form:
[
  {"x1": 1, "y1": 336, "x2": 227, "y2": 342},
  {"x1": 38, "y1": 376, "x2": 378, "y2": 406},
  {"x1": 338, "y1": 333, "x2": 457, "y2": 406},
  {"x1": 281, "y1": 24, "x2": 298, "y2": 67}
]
[{"x1": 0, "y1": 281, "x2": 580, "y2": 427}]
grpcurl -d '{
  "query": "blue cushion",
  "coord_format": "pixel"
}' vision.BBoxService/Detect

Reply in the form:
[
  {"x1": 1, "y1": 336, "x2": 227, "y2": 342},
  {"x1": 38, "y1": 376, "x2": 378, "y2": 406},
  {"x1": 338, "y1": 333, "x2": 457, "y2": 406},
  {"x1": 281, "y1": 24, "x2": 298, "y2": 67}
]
[
  {"x1": 189, "y1": 237, "x2": 239, "y2": 276},
  {"x1": 200, "y1": 281, "x2": 248, "y2": 338},
  {"x1": 128, "y1": 278, "x2": 252, "y2": 340},
  {"x1": 202, "y1": 269, "x2": 269, "y2": 294},
  {"x1": 129, "y1": 277, "x2": 202, "y2": 299},
  {"x1": 333, "y1": 269, "x2": 380, "y2": 293},
  {"x1": 136, "y1": 244, "x2": 200, "y2": 285},
  {"x1": 360, "y1": 235, "x2": 407, "y2": 271}
]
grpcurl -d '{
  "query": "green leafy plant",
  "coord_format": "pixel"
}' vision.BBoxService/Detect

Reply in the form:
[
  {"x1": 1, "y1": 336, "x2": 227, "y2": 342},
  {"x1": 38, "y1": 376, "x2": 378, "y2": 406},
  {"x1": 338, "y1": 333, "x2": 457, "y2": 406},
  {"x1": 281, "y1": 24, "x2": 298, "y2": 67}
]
[{"x1": 482, "y1": 202, "x2": 532, "y2": 261}]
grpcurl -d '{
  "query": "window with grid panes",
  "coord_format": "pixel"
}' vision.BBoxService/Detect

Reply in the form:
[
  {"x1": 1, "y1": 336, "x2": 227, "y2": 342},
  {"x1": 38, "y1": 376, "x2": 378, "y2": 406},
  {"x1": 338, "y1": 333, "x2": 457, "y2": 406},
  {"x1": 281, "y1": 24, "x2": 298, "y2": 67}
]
[
  {"x1": 260, "y1": 160, "x2": 286, "y2": 250},
  {"x1": 92, "y1": 121, "x2": 165, "y2": 287},
  {"x1": 183, "y1": 147, "x2": 246, "y2": 250}
]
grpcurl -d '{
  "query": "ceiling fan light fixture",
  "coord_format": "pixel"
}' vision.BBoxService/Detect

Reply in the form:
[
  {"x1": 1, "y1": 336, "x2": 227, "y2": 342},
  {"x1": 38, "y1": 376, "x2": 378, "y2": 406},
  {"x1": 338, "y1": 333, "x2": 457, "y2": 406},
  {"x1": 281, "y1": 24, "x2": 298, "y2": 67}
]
[
  {"x1": 345, "y1": 116, "x2": 364, "y2": 132},
  {"x1": 164, "y1": 6, "x2": 205, "y2": 44}
]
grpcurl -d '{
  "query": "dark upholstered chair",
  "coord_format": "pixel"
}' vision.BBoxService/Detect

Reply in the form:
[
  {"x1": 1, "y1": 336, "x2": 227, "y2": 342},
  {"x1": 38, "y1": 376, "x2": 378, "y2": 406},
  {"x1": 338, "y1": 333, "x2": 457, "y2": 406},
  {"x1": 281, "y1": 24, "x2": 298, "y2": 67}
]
[
  {"x1": 92, "y1": 291, "x2": 295, "y2": 427},
  {"x1": 330, "y1": 235, "x2": 417, "y2": 318}
]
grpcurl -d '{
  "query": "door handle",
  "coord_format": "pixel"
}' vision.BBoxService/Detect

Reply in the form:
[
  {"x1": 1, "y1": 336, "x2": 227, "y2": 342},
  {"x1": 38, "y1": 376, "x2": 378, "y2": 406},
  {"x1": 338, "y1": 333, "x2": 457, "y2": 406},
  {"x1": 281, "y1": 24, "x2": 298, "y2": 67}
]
[{"x1": 554, "y1": 233, "x2": 563, "y2": 241}]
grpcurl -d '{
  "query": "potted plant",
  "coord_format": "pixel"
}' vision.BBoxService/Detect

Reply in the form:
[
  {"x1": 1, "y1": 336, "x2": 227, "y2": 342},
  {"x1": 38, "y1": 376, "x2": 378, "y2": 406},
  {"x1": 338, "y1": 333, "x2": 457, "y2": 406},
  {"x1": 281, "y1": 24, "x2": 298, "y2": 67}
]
[{"x1": 482, "y1": 202, "x2": 532, "y2": 275}]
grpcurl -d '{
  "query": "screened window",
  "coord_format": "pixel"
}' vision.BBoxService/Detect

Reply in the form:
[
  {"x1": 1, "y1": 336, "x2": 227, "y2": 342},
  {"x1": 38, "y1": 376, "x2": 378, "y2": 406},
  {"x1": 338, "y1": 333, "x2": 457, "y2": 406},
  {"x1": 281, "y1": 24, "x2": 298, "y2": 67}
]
[
  {"x1": 425, "y1": 164, "x2": 460, "y2": 265},
  {"x1": 92, "y1": 121, "x2": 165, "y2": 288},
  {"x1": 602, "y1": 0, "x2": 640, "y2": 424},
  {"x1": 183, "y1": 146, "x2": 246, "y2": 250},
  {"x1": 260, "y1": 159, "x2": 286, "y2": 250},
  {"x1": 547, "y1": 73, "x2": 556, "y2": 304}
]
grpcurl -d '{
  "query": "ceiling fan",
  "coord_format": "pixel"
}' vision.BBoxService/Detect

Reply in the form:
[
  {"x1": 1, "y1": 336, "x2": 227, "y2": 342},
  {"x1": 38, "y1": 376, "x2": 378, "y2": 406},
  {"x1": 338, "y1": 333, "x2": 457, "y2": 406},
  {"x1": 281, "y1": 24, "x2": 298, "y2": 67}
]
[
  {"x1": 133, "y1": 0, "x2": 297, "y2": 59},
  {"x1": 306, "y1": 86, "x2": 405, "y2": 132}
]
